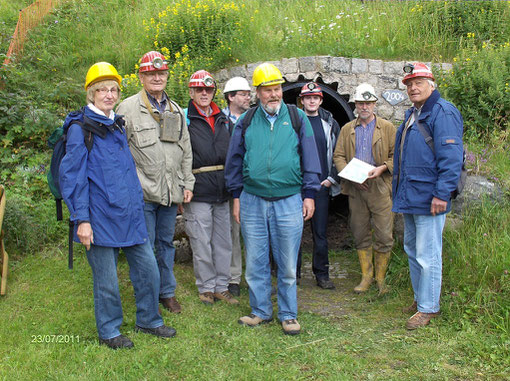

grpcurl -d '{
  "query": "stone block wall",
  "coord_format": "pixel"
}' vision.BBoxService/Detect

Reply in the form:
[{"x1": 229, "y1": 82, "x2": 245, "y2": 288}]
[{"x1": 215, "y1": 56, "x2": 452, "y2": 124}]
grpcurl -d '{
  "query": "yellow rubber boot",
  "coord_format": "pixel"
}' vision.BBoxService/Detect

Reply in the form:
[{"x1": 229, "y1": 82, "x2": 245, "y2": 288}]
[
  {"x1": 374, "y1": 250, "x2": 391, "y2": 295},
  {"x1": 354, "y1": 248, "x2": 373, "y2": 293}
]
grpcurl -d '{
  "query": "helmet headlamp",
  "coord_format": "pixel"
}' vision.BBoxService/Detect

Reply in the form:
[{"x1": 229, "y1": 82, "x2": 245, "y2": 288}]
[
  {"x1": 140, "y1": 57, "x2": 169, "y2": 69},
  {"x1": 362, "y1": 91, "x2": 378, "y2": 101},
  {"x1": 403, "y1": 63, "x2": 414, "y2": 74}
]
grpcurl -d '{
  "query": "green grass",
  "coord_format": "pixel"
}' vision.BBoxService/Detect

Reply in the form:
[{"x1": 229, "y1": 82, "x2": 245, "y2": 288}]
[{"x1": 1, "y1": 249, "x2": 508, "y2": 380}]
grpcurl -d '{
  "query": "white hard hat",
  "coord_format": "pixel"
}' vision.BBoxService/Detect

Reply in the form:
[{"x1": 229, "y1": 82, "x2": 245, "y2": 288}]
[
  {"x1": 353, "y1": 83, "x2": 378, "y2": 102},
  {"x1": 223, "y1": 77, "x2": 251, "y2": 93}
]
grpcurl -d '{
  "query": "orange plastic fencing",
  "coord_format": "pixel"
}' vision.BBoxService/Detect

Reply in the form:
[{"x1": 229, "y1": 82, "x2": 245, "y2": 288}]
[{"x1": 3, "y1": 0, "x2": 63, "y2": 65}]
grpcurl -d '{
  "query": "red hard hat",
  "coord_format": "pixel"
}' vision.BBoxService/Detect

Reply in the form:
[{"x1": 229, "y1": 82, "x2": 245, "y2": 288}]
[
  {"x1": 189, "y1": 70, "x2": 216, "y2": 88},
  {"x1": 299, "y1": 82, "x2": 323, "y2": 98},
  {"x1": 402, "y1": 62, "x2": 435, "y2": 84},
  {"x1": 139, "y1": 51, "x2": 169, "y2": 73}
]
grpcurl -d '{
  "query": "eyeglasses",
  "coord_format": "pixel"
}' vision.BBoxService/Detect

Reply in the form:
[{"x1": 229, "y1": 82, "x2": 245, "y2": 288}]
[
  {"x1": 96, "y1": 88, "x2": 119, "y2": 95},
  {"x1": 194, "y1": 87, "x2": 215, "y2": 94}
]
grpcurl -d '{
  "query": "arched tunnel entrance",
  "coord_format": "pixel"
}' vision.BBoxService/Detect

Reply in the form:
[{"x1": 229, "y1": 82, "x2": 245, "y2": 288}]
[
  {"x1": 283, "y1": 78, "x2": 354, "y2": 219},
  {"x1": 282, "y1": 79, "x2": 355, "y2": 128}
]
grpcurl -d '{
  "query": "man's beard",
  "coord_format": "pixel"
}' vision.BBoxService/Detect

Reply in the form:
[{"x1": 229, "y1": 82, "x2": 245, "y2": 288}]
[{"x1": 261, "y1": 100, "x2": 281, "y2": 115}]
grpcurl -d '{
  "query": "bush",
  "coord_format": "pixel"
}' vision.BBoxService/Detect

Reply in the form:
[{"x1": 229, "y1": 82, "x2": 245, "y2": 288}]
[
  {"x1": 145, "y1": 0, "x2": 245, "y2": 69},
  {"x1": 2, "y1": 189, "x2": 66, "y2": 257},
  {"x1": 0, "y1": 60, "x2": 64, "y2": 152},
  {"x1": 437, "y1": 39, "x2": 510, "y2": 139}
]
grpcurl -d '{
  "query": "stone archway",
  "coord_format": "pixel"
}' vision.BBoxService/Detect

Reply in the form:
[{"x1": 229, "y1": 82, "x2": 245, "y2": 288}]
[{"x1": 214, "y1": 55, "x2": 452, "y2": 124}]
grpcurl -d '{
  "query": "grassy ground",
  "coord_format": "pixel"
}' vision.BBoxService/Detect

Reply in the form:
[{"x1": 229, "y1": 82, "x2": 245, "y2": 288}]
[{"x1": 0, "y1": 244, "x2": 508, "y2": 380}]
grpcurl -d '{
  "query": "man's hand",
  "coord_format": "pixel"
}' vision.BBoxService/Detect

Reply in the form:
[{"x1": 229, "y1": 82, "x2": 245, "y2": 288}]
[
  {"x1": 367, "y1": 164, "x2": 387, "y2": 179},
  {"x1": 430, "y1": 196, "x2": 447, "y2": 216},
  {"x1": 233, "y1": 198, "x2": 240, "y2": 224},
  {"x1": 303, "y1": 198, "x2": 315, "y2": 221},
  {"x1": 77, "y1": 222, "x2": 94, "y2": 251},
  {"x1": 183, "y1": 189, "x2": 193, "y2": 203},
  {"x1": 321, "y1": 179, "x2": 332, "y2": 188}
]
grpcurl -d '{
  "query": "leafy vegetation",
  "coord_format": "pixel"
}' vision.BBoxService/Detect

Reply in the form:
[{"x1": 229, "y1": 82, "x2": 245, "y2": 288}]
[{"x1": 0, "y1": 0, "x2": 509, "y2": 378}]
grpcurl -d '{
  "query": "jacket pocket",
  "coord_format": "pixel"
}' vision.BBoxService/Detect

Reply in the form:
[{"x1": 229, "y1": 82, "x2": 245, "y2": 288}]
[
  {"x1": 132, "y1": 122, "x2": 158, "y2": 148},
  {"x1": 405, "y1": 168, "x2": 436, "y2": 205}
]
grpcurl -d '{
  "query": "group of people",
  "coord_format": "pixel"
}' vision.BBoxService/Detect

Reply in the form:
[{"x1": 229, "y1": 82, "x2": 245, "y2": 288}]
[{"x1": 59, "y1": 50, "x2": 463, "y2": 349}]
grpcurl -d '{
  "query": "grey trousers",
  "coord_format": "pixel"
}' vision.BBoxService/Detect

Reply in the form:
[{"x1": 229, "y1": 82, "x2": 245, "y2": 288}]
[
  {"x1": 183, "y1": 201, "x2": 232, "y2": 293},
  {"x1": 229, "y1": 199, "x2": 243, "y2": 285}
]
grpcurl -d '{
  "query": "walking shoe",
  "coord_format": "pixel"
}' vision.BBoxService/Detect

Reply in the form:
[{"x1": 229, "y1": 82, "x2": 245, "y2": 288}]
[
  {"x1": 238, "y1": 314, "x2": 273, "y2": 327},
  {"x1": 135, "y1": 324, "x2": 176, "y2": 338},
  {"x1": 406, "y1": 311, "x2": 440, "y2": 330},
  {"x1": 99, "y1": 334, "x2": 134, "y2": 349},
  {"x1": 402, "y1": 301, "x2": 418, "y2": 314},
  {"x1": 228, "y1": 283, "x2": 241, "y2": 297},
  {"x1": 213, "y1": 290, "x2": 239, "y2": 304},
  {"x1": 282, "y1": 319, "x2": 301, "y2": 335},
  {"x1": 160, "y1": 297, "x2": 182, "y2": 313},
  {"x1": 317, "y1": 278, "x2": 336, "y2": 290},
  {"x1": 199, "y1": 292, "x2": 215, "y2": 305}
]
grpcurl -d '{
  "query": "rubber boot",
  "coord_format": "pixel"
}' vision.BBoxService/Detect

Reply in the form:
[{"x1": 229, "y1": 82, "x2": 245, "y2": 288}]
[
  {"x1": 374, "y1": 250, "x2": 391, "y2": 295},
  {"x1": 354, "y1": 248, "x2": 374, "y2": 293}
]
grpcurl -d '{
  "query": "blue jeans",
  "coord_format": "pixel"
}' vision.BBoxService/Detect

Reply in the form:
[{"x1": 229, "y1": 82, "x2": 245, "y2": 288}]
[
  {"x1": 403, "y1": 213, "x2": 446, "y2": 313},
  {"x1": 86, "y1": 241, "x2": 163, "y2": 339},
  {"x1": 143, "y1": 202, "x2": 178, "y2": 298},
  {"x1": 240, "y1": 191, "x2": 303, "y2": 322}
]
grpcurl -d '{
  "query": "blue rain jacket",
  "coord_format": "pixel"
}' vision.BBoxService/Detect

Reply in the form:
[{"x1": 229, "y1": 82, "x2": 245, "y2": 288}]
[
  {"x1": 392, "y1": 90, "x2": 464, "y2": 215},
  {"x1": 59, "y1": 106, "x2": 148, "y2": 247}
]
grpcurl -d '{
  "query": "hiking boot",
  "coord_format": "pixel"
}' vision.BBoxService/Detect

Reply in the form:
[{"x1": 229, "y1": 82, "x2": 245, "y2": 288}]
[
  {"x1": 282, "y1": 319, "x2": 301, "y2": 335},
  {"x1": 199, "y1": 292, "x2": 215, "y2": 305},
  {"x1": 402, "y1": 301, "x2": 418, "y2": 314},
  {"x1": 354, "y1": 248, "x2": 374, "y2": 293},
  {"x1": 99, "y1": 334, "x2": 134, "y2": 350},
  {"x1": 213, "y1": 290, "x2": 239, "y2": 304},
  {"x1": 374, "y1": 250, "x2": 391, "y2": 295},
  {"x1": 135, "y1": 324, "x2": 176, "y2": 338},
  {"x1": 317, "y1": 278, "x2": 336, "y2": 289},
  {"x1": 406, "y1": 311, "x2": 440, "y2": 330},
  {"x1": 160, "y1": 296, "x2": 182, "y2": 313},
  {"x1": 228, "y1": 283, "x2": 241, "y2": 297},
  {"x1": 238, "y1": 314, "x2": 273, "y2": 327}
]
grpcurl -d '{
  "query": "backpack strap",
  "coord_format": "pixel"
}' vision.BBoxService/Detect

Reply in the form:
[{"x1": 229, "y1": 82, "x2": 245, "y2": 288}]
[
  {"x1": 415, "y1": 118, "x2": 435, "y2": 154},
  {"x1": 287, "y1": 104, "x2": 301, "y2": 135},
  {"x1": 240, "y1": 106, "x2": 258, "y2": 139}
]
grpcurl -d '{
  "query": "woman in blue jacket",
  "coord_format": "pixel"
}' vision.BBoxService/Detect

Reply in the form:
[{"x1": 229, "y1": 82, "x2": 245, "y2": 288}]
[{"x1": 59, "y1": 62, "x2": 175, "y2": 349}]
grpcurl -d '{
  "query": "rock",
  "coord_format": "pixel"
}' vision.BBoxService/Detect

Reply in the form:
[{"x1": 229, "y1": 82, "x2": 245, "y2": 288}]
[
  {"x1": 451, "y1": 175, "x2": 505, "y2": 215},
  {"x1": 174, "y1": 238, "x2": 192, "y2": 263}
]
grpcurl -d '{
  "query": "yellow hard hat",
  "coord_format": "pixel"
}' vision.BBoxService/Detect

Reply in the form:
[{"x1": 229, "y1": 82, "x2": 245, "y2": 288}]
[
  {"x1": 84, "y1": 62, "x2": 122, "y2": 90},
  {"x1": 252, "y1": 63, "x2": 284, "y2": 87}
]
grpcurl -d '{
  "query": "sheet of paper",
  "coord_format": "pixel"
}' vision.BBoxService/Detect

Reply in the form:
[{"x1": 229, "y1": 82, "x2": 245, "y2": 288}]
[{"x1": 338, "y1": 158, "x2": 376, "y2": 184}]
